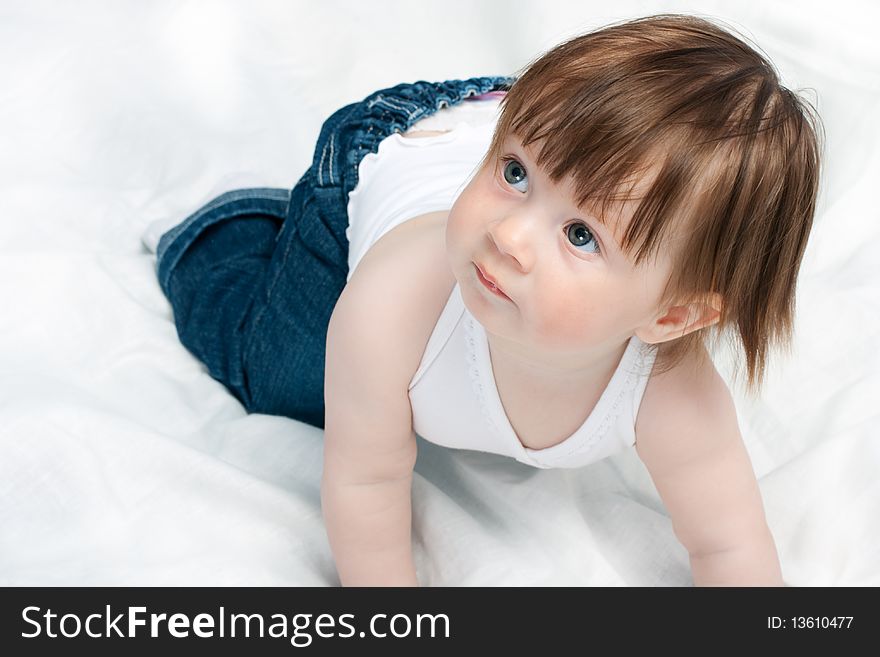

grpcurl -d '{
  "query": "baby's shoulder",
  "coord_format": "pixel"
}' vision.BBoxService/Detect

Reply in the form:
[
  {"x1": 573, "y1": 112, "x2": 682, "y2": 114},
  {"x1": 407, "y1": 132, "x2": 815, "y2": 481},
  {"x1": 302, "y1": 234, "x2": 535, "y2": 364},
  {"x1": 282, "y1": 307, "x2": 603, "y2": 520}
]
[
  {"x1": 333, "y1": 211, "x2": 455, "y2": 386},
  {"x1": 634, "y1": 344, "x2": 741, "y2": 467}
]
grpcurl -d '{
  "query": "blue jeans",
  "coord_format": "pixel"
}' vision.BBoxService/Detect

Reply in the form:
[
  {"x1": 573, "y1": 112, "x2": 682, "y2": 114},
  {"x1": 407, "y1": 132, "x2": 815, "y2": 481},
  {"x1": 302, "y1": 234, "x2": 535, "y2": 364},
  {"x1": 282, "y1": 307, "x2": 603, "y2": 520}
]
[{"x1": 155, "y1": 76, "x2": 513, "y2": 429}]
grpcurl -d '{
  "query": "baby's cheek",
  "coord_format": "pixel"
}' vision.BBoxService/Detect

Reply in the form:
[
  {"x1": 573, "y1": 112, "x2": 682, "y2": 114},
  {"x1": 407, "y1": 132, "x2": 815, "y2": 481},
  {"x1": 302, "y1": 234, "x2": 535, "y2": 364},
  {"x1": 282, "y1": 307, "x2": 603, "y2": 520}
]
[
  {"x1": 532, "y1": 298, "x2": 599, "y2": 347},
  {"x1": 445, "y1": 197, "x2": 476, "y2": 243},
  {"x1": 444, "y1": 209, "x2": 466, "y2": 253}
]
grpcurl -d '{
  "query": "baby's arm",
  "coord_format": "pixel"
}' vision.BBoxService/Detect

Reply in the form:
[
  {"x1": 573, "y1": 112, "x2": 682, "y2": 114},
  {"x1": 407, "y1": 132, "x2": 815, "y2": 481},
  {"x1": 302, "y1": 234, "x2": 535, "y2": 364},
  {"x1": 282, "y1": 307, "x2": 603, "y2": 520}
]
[
  {"x1": 322, "y1": 213, "x2": 452, "y2": 586},
  {"x1": 635, "y1": 355, "x2": 784, "y2": 586},
  {"x1": 322, "y1": 315, "x2": 418, "y2": 587}
]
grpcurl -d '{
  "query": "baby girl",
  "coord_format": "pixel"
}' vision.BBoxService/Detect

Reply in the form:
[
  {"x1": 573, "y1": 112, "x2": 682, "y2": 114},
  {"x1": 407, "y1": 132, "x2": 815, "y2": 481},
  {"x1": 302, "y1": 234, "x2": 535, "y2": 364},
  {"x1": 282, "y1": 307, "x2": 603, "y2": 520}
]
[{"x1": 144, "y1": 13, "x2": 822, "y2": 586}]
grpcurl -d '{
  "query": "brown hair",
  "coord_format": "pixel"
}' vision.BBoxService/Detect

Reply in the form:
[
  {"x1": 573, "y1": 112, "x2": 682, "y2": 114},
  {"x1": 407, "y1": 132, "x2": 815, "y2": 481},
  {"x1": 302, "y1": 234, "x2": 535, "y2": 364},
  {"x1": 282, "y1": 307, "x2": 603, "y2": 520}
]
[{"x1": 483, "y1": 13, "x2": 824, "y2": 393}]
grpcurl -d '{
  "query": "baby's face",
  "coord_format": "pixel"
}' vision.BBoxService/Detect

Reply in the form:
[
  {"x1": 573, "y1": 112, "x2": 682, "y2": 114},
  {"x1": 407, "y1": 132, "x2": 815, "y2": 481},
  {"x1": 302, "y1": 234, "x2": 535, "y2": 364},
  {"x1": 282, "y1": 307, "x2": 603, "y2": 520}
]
[{"x1": 446, "y1": 134, "x2": 674, "y2": 363}]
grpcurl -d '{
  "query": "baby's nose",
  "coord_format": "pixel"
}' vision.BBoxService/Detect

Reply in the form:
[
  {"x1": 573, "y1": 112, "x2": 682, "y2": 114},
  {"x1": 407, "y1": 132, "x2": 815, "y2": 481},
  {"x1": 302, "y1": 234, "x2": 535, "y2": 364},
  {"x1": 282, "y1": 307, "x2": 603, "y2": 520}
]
[{"x1": 488, "y1": 216, "x2": 535, "y2": 273}]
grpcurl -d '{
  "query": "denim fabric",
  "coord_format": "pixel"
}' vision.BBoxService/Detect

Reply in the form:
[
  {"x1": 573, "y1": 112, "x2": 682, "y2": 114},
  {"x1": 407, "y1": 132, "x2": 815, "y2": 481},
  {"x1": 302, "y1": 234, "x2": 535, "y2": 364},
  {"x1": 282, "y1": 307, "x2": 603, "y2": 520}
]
[{"x1": 155, "y1": 76, "x2": 514, "y2": 429}]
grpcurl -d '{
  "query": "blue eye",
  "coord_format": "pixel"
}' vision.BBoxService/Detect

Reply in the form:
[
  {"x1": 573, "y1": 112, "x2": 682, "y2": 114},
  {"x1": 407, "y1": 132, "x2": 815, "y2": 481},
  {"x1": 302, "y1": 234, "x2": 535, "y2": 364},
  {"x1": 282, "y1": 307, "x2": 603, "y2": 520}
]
[
  {"x1": 565, "y1": 221, "x2": 601, "y2": 255},
  {"x1": 501, "y1": 158, "x2": 528, "y2": 192}
]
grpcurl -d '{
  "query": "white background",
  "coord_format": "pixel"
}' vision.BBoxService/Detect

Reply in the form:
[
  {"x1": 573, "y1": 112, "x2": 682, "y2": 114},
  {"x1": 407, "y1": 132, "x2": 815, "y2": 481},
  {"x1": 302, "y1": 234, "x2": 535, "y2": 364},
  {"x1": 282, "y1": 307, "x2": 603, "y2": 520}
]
[{"x1": 0, "y1": 0, "x2": 877, "y2": 585}]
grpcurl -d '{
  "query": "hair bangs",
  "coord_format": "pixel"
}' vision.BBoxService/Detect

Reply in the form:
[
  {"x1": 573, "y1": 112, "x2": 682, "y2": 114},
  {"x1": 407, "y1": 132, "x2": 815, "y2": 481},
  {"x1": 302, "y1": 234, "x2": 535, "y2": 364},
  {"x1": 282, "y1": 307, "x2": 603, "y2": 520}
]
[{"x1": 485, "y1": 81, "x2": 701, "y2": 267}]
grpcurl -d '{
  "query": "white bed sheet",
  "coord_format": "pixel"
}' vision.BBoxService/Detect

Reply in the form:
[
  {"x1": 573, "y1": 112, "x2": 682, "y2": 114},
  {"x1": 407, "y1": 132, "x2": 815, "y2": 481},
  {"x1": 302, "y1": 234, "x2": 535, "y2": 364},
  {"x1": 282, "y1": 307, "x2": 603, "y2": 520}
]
[{"x1": 1, "y1": 0, "x2": 877, "y2": 586}]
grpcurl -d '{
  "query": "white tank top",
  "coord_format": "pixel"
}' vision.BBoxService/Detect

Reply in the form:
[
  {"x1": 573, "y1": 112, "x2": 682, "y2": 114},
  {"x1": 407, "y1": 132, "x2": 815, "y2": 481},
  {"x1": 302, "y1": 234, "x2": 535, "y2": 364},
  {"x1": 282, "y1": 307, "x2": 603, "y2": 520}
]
[{"x1": 345, "y1": 98, "x2": 658, "y2": 469}]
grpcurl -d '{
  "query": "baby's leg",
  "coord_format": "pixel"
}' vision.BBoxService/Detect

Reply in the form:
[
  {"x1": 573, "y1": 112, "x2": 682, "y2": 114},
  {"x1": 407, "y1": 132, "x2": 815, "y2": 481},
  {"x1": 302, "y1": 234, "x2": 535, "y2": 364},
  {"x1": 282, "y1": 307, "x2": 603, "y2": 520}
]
[
  {"x1": 239, "y1": 176, "x2": 349, "y2": 430},
  {"x1": 156, "y1": 188, "x2": 290, "y2": 411},
  {"x1": 156, "y1": 180, "x2": 347, "y2": 430}
]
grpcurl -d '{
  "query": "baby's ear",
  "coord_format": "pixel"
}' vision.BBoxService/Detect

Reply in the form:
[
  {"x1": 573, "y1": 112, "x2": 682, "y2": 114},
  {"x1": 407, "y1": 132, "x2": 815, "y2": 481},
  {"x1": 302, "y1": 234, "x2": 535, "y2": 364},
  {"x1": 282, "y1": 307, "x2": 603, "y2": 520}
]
[{"x1": 634, "y1": 292, "x2": 723, "y2": 345}]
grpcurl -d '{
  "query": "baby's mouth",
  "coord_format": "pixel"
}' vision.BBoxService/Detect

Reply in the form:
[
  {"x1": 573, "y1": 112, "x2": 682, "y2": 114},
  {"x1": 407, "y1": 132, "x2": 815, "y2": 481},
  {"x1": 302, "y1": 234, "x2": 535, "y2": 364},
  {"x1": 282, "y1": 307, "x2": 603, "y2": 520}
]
[{"x1": 474, "y1": 263, "x2": 511, "y2": 301}]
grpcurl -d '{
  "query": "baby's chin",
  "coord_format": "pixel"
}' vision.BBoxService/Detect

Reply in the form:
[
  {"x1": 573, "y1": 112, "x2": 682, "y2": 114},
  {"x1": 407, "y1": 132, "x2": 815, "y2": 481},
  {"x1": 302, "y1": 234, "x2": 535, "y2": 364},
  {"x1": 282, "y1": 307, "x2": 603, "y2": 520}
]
[{"x1": 459, "y1": 283, "x2": 520, "y2": 340}]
